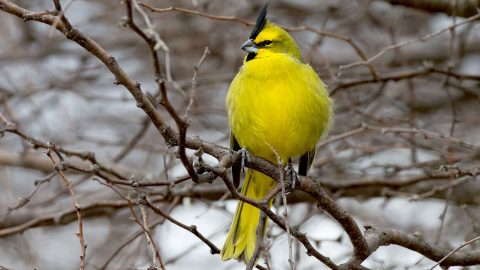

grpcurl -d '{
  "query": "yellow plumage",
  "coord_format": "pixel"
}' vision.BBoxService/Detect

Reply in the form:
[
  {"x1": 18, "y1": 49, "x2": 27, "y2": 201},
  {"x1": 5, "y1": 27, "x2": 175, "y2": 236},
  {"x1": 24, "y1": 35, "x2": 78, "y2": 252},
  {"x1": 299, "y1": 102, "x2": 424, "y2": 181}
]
[{"x1": 221, "y1": 5, "x2": 333, "y2": 264}]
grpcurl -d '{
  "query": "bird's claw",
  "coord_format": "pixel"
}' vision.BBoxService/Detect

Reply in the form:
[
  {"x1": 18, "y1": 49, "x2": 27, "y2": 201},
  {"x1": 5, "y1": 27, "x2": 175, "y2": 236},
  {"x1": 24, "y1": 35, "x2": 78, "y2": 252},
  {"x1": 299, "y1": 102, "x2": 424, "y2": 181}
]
[
  {"x1": 285, "y1": 163, "x2": 298, "y2": 192},
  {"x1": 240, "y1": 147, "x2": 251, "y2": 169}
]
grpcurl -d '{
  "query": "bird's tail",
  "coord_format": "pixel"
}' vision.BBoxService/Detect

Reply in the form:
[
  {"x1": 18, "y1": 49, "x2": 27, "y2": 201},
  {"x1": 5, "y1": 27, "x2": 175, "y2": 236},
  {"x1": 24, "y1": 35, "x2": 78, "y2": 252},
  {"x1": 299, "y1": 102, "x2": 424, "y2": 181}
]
[{"x1": 221, "y1": 169, "x2": 276, "y2": 263}]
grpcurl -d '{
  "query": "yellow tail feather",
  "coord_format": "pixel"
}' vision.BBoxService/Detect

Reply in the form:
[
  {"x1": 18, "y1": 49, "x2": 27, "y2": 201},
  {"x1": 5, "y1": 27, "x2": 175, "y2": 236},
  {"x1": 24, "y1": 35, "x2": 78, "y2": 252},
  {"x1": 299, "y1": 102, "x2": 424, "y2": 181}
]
[{"x1": 221, "y1": 169, "x2": 276, "y2": 263}]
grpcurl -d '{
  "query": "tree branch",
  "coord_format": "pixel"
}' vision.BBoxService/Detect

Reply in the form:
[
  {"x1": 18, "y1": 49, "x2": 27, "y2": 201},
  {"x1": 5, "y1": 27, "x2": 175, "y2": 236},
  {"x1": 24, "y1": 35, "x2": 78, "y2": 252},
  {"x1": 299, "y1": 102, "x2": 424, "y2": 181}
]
[
  {"x1": 364, "y1": 227, "x2": 480, "y2": 267},
  {"x1": 381, "y1": 0, "x2": 480, "y2": 17}
]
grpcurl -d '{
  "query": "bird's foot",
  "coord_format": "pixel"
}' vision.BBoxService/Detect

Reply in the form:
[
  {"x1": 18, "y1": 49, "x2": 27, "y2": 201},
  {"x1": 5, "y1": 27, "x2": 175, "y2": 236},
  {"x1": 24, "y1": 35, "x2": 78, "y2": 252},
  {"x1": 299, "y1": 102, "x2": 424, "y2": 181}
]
[
  {"x1": 240, "y1": 147, "x2": 251, "y2": 169},
  {"x1": 285, "y1": 163, "x2": 298, "y2": 191}
]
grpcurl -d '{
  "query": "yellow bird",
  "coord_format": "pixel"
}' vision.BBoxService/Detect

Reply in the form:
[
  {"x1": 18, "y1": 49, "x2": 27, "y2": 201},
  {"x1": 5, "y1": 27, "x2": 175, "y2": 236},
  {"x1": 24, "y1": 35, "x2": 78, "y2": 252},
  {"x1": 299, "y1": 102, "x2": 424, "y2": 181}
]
[{"x1": 221, "y1": 4, "x2": 333, "y2": 263}]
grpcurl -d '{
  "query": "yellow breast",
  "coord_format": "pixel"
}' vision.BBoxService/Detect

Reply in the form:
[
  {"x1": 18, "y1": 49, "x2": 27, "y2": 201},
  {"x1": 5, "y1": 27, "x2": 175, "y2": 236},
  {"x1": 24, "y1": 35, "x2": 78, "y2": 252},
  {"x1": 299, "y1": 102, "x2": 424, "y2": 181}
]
[{"x1": 226, "y1": 54, "x2": 332, "y2": 163}]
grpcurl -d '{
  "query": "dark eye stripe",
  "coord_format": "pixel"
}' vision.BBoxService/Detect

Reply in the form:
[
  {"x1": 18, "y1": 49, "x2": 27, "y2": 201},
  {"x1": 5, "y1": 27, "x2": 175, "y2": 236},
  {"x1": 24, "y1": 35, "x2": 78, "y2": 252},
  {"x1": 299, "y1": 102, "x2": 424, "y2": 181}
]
[{"x1": 258, "y1": 40, "x2": 272, "y2": 47}]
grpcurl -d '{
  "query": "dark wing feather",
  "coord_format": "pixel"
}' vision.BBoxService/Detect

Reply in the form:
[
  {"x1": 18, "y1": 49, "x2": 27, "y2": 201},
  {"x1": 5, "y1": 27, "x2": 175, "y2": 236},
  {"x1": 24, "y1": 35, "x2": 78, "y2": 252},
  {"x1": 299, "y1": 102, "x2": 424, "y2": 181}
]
[
  {"x1": 298, "y1": 148, "x2": 316, "y2": 176},
  {"x1": 230, "y1": 132, "x2": 241, "y2": 188}
]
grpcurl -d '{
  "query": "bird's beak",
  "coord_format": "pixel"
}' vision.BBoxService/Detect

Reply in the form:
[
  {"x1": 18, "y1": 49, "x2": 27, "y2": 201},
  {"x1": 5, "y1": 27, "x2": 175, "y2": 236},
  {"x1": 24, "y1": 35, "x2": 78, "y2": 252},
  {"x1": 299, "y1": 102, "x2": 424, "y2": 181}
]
[{"x1": 241, "y1": 39, "x2": 258, "y2": 53}]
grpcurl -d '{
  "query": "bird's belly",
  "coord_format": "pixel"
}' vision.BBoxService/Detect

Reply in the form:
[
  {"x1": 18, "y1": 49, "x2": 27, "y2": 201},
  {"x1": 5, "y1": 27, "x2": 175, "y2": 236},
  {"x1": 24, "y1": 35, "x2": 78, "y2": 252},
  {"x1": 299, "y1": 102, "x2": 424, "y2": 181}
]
[
  {"x1": 227, "y1": 56, "x2": 332, "y2": 163},
  {"x1": 231, "y1": 86, "x2": 321, "y2": 162}
]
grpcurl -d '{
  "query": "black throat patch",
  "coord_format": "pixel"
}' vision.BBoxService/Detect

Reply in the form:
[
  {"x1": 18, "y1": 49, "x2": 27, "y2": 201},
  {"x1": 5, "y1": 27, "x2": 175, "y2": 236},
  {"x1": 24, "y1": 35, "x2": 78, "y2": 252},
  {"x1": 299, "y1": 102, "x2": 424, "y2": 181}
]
[
  {"x1": 246, "y1": 53, "x2": 256, "y2": 62},
  {"x1": 249, "y1": 4, "x2": 268, "y2": 40}
]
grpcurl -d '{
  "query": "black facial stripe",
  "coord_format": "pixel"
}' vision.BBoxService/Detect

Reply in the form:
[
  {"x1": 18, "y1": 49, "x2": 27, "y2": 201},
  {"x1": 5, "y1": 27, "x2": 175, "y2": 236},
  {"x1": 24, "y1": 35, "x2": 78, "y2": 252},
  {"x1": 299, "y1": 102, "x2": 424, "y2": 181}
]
[
  {"x1": 246, "y1": 52, "x2": 256, "y2": 62},
  {"x1": 249, "y1": 4, "x2": 268, "y2": 40},
  {"x1": 257, "y1": 40, "x2": 272, "y2": 47}
]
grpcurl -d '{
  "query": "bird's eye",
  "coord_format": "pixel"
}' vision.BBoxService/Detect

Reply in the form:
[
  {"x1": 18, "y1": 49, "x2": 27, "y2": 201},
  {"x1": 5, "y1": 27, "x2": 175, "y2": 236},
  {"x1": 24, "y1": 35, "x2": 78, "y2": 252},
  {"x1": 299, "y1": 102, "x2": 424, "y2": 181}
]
[{"x1": 260, "y1": 40, "x2": 272, "y2": 46}]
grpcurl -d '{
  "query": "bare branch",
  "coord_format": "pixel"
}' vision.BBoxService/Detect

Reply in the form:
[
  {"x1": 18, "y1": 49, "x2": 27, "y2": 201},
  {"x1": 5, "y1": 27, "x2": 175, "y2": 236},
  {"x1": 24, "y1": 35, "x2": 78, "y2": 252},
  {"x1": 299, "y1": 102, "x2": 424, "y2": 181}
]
[
  {"x1": 46, "y1": 149, "x2": 87, "y2": 270},
  {"x1": 141, "y1": 197, "x2": 221, "y2": 255},
  {"x1": 364, "y1": 227, "x2": 480, "y2": 267},
  {"x1": 381, "y1": 0, "x2": 480, "y2": 17}
]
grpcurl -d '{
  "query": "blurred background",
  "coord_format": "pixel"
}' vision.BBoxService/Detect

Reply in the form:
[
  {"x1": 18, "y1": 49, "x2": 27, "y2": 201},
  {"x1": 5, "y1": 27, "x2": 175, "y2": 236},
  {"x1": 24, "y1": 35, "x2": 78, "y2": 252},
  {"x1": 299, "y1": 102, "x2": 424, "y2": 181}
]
[{"x1": 1, "y1": 0, "x2": 480, "y2": 269}]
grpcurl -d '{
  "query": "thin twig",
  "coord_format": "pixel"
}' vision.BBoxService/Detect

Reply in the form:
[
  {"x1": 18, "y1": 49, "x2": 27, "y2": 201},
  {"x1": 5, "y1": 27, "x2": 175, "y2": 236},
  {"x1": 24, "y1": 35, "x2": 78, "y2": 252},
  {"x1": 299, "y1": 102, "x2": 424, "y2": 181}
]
[
  {"x1": 98, "y1": 181, "x2": 166, "y2": 270},
  {"x1": 265, "y1": 142, "x2": 295, "y2": 270},
  {"x1": 2, "y1": 171, "x2": 57, "y2": 221},
  {"x1": 113, "y1": 116, "x2": 151, "y2": 162},
  {"x1": 140, "y1": 3, "x2": 253, "y2": 26},
  {"x1": 339, "y1": 13, "x2": 480, "y2": 71},
  {"x1": 203, "y1": 159, "x2": 341, "y2": 269},
  {"x1": 429, "y1": 236, "x2": 480, "y2": 269},
  {"x1": 185, "y1": 47, "x2": 210, "y2": 119},
  {"x1": 100, "y1": 197, "x2": 180, "y2": 269},
  {"x1": 363, "y1": 123, "x2": 480, "y2": 152},
  {"x1": 142, "y1": 197, "x2": 221, "y2": 255},
  {"x1": 125, "y1": 0, "x2": 199, "y2": 182},
  {"x1": 141, "y1": 3, "x2": 378, "y2": 80},
  {"x1": 246, "y1": 212, "x2": 268, "y2": 270},
  {"x1": 46, "y1": 149, "x2": 86, "y2": 270}
]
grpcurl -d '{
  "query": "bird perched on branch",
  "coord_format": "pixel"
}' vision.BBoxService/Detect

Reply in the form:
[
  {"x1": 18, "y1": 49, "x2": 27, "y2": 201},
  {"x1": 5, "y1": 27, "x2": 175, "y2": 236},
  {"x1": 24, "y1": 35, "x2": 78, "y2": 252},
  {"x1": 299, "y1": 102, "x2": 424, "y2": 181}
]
[{"x1": 221, "y1": 4, "x2": 333, "y2": 264}]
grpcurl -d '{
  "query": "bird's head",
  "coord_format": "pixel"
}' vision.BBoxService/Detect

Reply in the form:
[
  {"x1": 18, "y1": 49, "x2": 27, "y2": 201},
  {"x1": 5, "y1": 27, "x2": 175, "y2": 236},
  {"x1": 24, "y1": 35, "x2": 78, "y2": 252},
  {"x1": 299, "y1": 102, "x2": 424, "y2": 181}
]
[{"x1": 242, "y1": 4, "x2": 303, "y2": 62}]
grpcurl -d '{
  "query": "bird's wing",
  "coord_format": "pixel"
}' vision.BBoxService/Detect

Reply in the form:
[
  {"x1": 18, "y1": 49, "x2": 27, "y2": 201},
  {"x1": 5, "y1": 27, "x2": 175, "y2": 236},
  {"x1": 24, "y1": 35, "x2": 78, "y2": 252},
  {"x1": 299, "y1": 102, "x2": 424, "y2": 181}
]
[
  {"x1": 230, "y1": 132, "x2": 242, "y2": 188},
  {"x1": 298, "y1": 148, "x2": 316, "y2": 176}
]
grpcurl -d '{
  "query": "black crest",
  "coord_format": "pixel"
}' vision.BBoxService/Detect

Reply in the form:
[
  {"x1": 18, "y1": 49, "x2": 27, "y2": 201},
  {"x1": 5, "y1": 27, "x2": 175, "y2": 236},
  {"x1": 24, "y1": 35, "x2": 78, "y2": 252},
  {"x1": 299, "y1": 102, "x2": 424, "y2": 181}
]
[{"x1": 249, "y1": 3, "x2": 269, "y2": 40}]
